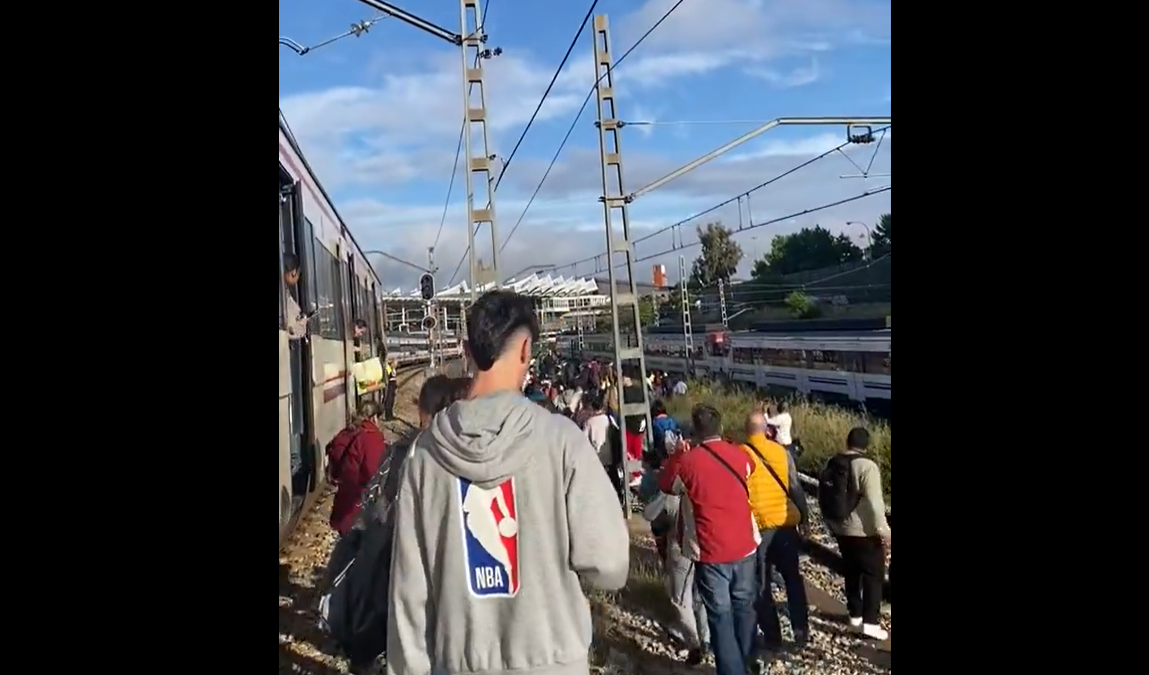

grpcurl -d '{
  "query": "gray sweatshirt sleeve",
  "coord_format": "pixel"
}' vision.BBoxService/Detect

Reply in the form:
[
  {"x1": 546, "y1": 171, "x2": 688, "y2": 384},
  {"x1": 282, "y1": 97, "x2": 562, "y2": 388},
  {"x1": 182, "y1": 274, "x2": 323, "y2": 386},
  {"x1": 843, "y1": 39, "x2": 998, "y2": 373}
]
[
  {"x1": 565, "y1": 428, "x2": 630, "y2": 591},
  {"x1": 856, "y1": 459, "x2": 891, "y2": 538},
  {"x1": 386, "y1": 459, "x2": 433, "y2": 675}
]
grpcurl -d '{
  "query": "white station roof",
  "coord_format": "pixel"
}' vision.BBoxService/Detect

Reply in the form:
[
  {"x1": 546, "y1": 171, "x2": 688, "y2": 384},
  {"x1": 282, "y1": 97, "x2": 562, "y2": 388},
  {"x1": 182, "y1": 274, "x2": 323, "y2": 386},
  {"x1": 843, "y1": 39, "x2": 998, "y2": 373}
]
[{"x1": 384, "y1": 273, "x2": 601, "y2": 301}]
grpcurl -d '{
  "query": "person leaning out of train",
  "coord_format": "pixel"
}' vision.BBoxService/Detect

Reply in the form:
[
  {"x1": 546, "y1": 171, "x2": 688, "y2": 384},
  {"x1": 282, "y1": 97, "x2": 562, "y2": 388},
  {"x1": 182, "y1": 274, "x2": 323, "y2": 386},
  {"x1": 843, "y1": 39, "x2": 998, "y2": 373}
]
[
  {"x1": 283, "y1": 253, "x2": 312, "y2": 340},
  {"x1": 328, "y1": 400, "x2": 388, "y2": 536},
  {"x1": 351, "y1": 318, "x2": 369, "y2": 361}
]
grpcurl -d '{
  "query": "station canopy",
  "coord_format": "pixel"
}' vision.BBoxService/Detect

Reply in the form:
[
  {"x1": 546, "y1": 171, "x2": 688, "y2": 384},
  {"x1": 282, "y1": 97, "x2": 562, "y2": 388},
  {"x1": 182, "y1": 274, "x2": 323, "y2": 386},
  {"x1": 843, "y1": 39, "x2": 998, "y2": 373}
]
[{"x1": 384, "y1": 273, "x2": 601, "y2": 303}]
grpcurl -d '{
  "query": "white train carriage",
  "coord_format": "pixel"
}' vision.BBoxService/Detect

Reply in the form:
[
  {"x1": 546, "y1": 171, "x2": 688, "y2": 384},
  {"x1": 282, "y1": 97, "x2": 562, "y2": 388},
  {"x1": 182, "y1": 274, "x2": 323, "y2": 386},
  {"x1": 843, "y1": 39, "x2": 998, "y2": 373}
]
[{"x1": 567, "y1": 329, "x2": 891, "y2": 404}]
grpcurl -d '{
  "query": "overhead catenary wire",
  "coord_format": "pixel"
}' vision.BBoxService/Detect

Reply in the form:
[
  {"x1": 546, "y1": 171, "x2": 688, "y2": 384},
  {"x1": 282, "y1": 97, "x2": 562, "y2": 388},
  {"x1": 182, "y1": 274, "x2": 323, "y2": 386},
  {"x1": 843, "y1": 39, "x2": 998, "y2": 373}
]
[
  {"x1": 553, "y1": 125, "x2": 891, "y2": 271},
  {"x1": 492, "y1": 0, "x2": 600, "y2": 195},
  {"x1": 485, "y1": 0, "x2": 689, "y2": 269},
  {"x1": 587, "y1": 187, "x2": 891, "y2": 273},
  {"x1": 280, "y1": 14, "x2": 388, "y2": 56}
]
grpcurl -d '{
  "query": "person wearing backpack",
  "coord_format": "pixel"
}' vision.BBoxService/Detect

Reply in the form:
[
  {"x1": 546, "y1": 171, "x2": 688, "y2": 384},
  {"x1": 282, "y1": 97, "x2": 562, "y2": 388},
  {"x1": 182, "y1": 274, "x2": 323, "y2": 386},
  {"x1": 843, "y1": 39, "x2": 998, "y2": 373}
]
[
  {"x1": 818, "y1": 427, "x2": 890, "y2": 641},
  {"x1": 329, "y1": 400, "x2": 388, "y2": 536},
  {"x1": 319, "y1": 374, "x2": 471, "y2": 675},
  {"x1": 650, "y1": 399, "x2": 680, "y2": 463},
  {"x1": 740, "y1": 411, "x2": 810, "y2": 666}
]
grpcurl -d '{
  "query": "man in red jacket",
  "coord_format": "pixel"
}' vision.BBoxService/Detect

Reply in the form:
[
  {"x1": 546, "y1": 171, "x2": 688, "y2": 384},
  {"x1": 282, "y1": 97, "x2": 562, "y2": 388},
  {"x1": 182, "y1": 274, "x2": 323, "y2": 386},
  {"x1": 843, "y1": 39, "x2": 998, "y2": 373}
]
[{"x1": 659, "y1": 404, "x2": 759, "y2": 675}]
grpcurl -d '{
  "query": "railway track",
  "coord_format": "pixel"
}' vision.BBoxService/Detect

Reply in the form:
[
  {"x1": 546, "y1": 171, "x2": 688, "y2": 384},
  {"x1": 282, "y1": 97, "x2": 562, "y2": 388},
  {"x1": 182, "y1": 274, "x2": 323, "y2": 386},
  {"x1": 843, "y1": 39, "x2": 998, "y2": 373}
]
[{"x1": 279, "y1": 361, "x2": 452, "y2": 675}]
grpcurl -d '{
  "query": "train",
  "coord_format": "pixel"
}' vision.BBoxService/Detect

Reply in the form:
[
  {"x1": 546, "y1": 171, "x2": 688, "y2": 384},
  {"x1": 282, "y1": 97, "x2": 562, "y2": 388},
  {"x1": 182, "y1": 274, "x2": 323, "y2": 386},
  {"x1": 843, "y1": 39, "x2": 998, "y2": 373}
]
[
  {"x1": 278, "y1": 112, "x2": 461, "y2": 546},
  {"x1": 565, "y1": 329, "x2": 891, "y2": 406}
]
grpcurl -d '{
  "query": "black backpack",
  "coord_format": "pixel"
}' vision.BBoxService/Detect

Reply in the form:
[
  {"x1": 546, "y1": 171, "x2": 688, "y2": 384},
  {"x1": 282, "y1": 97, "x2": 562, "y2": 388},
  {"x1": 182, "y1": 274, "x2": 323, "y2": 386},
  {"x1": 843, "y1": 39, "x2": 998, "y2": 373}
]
[
  {"x1": 317, "y1": 435, "x2": 415, "y2": 663},
  {"x1": 817, "y1": 454, "x2": 863, "y2": 521}
]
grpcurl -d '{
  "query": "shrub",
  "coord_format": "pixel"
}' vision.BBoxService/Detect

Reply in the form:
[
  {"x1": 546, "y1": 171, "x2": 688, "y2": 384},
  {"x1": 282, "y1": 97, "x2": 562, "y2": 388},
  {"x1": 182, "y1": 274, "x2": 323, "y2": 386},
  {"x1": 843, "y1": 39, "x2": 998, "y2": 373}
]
[{"x1": 662, "y1": 381, "x2": 891, "y2": 504}]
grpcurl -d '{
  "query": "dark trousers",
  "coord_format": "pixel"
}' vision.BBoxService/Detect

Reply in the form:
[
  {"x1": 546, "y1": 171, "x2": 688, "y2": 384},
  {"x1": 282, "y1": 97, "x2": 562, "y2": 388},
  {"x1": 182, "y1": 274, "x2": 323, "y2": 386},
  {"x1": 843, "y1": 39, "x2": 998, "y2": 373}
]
[
  {"x1": 383, "y1": 380, "x2": 397, "y2": 419},
  {"x1": 835, "y1": 535, "x2": 885, "y2": 624},
  {"x1": 695, "y1": 555, "x2": 757, "y2": 675},
  {"x1": 755, "y1": 527, "x2": 809, "y2": 648}
]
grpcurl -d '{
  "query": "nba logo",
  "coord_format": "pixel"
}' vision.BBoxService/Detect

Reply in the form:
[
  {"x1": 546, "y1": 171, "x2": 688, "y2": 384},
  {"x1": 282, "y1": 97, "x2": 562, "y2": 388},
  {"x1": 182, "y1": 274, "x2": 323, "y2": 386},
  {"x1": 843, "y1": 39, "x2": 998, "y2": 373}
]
[{"x1": 457, "y1": 477, "x2": 520, "y2": 597}]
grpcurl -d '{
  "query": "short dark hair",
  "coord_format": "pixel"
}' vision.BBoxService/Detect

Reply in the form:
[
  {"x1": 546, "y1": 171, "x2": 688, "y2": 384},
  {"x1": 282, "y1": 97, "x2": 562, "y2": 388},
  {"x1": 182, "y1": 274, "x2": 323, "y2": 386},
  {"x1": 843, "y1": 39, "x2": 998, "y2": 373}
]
[
  {"x1": 418, "y1": 375, "x2": 470, "y2": 417},
  {"x1": 846, "y1": 426, "x2": 870, "y2": 450},
  {"x1": 691, "y1": 404, "x2": 722, "y2": 439},
  {"x1": 354, "y1": 318, "x2": 368, "y2": 329},
  {"x1": 651, "y1": 399, "x2": 667, "y2": 416},
  {"x1": 283, "y1": 252, "x2": 300, "y2": 273},
  {"x1": 465, "y1": 290, "x2": 540, "y2": 371}
]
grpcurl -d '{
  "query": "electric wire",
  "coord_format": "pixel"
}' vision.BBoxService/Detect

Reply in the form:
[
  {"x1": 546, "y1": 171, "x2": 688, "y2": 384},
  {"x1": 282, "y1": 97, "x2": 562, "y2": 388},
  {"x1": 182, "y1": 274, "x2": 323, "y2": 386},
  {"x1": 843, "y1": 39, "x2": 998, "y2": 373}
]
[
  {"x1": 493, "y1": 0, "x2": 600, "y2": 195},
  {"x1": 583, "y1": 187, "x2": 891, "y2": 274},
  {"x1": 479, "y1": 0, "x2": 689, "y2": 274},
  {"x1": 553, "y1": 125, "x2": 891, "y2": 271},
  {"x1": 280, "y1": 14, "x2": 388, "y2": 56}
]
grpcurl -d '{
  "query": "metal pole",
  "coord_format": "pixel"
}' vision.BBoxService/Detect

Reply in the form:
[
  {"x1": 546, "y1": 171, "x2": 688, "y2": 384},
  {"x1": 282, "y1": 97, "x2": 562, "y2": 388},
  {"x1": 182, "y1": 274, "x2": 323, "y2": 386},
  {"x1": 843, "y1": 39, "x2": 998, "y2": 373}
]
[
  {"x1": 679, "y1": 255, "x2": 694, "y2": 377},
  {"x1": 628, "y1": 116, "x2": 892, "y2": 202},
  {"x1": 592, "y1": 15, "x2": 653, "y2": 518},
  {"x1": 459, "y1": 0, "x2": 502, "y2": 301},
  {"x1": 718, "y1": 278, "x2": 728, "y2": 328}
]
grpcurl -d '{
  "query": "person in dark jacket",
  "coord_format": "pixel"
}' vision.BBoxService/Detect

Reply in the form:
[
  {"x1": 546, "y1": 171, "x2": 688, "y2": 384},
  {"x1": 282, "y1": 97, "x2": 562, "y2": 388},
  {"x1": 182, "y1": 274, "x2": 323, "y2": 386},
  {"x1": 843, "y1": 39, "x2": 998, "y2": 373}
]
[{"x1": 328, "y1": 400, "x2": 387, "y2": 536}]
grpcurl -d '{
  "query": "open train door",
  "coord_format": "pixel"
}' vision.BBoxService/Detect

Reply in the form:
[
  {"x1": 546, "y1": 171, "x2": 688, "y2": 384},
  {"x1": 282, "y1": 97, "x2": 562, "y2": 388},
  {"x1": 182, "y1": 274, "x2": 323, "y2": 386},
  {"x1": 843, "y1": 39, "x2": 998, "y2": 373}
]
[{"x1": 281, "y1": 180, "x2": 319, "y2": 509}]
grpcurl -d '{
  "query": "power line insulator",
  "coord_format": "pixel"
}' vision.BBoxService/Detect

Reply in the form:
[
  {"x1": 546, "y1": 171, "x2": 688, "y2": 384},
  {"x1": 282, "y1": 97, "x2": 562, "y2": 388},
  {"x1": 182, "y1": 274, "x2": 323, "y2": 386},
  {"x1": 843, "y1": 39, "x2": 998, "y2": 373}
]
[{"x1": 847, "y1": 125, "x2": 874, "y2": 144}]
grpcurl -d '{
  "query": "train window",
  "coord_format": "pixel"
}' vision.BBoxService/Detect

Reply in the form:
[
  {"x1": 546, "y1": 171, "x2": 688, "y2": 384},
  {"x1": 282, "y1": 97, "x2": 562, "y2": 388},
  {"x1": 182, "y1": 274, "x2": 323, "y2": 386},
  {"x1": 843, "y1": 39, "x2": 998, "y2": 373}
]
[
  {"x1": 809, "y1": 349, "x2": 841, "y2": 371},
  {"x1": 300, "y1": 220, "x2": 319, "y2": 332},
  {"x1": 278, "y1": 201, "x2": 286, "y2": 330},
  {"x1": 763, "y1": 348, "x2": 806, "y2": 368},
  {"x1": 331, "y1": 255, "x2": 346, "y2": 340},
  {"x1": 861, "y1": 351, "x2": 891, "y2": 375},
  {"x1": 732, "y1": 347, "x2": 755, "y2": 364}
]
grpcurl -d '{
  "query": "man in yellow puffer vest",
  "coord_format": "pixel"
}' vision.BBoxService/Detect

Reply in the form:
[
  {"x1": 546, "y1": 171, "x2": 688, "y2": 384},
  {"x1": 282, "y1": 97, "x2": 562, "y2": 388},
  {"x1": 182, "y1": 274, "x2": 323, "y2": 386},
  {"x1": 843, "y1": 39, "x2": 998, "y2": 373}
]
[{"x1": 741, "y1": 411, "x2": 810, "y2": 663}]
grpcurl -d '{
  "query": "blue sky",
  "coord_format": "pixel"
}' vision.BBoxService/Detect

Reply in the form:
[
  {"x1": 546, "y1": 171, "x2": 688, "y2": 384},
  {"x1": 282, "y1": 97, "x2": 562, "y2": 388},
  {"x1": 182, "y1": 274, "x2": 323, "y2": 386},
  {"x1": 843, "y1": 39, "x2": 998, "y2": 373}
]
[{"x1": 279, "y1": 0, "x2": 891, "y2": 291}]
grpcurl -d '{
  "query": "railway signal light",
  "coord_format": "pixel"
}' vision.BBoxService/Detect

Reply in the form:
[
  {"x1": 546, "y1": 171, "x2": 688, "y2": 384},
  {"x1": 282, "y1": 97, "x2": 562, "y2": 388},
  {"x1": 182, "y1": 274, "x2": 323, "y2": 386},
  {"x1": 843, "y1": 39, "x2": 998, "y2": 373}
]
[
  {"x1": 422, "y1": 314, "x2": 437, "y2": 331},
  {"x1": 419, "y1": 273, "x2": 435, "y2": 301}
]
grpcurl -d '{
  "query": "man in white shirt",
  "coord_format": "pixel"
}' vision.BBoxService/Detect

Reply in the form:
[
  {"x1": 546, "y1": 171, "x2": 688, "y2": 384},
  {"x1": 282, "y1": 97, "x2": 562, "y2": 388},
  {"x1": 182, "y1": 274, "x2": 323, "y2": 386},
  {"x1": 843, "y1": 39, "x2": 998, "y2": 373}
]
[{"x1": 767, "y1": 401, "x2": 795, "y2": 455}]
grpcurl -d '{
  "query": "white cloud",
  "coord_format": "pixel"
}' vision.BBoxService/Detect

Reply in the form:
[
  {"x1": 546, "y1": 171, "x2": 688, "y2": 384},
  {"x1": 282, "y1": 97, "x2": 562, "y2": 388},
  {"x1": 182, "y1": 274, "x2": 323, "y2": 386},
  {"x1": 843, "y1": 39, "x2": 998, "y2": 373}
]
[
  {"x1": 745, "y1": 59, "x2": 822, "y2": 88},
  {"x1": 280, "y1": 0, "x2": 891, "y2": 289},
  {"x1": 354, "y1": 136, "x2": 891, "y2": 289}
]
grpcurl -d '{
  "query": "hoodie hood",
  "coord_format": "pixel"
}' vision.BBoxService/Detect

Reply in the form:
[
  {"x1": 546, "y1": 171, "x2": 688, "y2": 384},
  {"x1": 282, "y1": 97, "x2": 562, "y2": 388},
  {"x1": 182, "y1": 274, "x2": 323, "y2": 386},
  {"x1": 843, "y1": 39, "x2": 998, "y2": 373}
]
[{"x1": 426, "y1": 390, "x2": 541, "y2": 487}]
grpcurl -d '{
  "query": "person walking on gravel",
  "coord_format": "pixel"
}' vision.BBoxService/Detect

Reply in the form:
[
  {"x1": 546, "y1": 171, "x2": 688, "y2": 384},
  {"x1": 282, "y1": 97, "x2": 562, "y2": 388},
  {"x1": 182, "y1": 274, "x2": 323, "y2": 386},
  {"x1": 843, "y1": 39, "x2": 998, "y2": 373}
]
[
  {"x1": 741, "y1": 411, "x2": 810, "y2": 667},
  {"x1": 659, "y1": 405, "x2": 760, "y2": 675},
  {"x1": 818, "y1": 427, "x2": 890, "y2": 641},
  {"x1": 387, "y1": 290, "x2": 629, "y2": 675}
]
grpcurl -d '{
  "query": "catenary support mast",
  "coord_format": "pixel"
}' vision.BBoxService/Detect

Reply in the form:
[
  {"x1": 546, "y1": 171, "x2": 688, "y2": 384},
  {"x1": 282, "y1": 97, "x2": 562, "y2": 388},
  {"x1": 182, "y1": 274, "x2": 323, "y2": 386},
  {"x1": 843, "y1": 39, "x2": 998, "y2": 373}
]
[
  {"x1": 592, "y1": 15, "x2": 653, "y2": 517},
  {"x1": 459, "y1": 0, "x2": 501, "y2": 301}
]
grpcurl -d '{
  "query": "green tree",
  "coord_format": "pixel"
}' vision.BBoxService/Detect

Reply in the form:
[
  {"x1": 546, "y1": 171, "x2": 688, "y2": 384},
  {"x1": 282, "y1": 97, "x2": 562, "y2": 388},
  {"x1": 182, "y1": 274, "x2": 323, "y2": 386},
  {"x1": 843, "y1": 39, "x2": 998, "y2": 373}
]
[
  {"x1": 784, "y1": 290, "x2": 822, "y2": 319},
  {"x1": 689, "y1": 222, "x2": 743, "y2": 287},
  {"x1": 595, "y1": 295, "x2": 659, "y2": 332},
  {"x1": 870, "y1": 212, "x2": 891, "y2": 258},
  {"x1": 755, "y1": 225, "x2": 864, "y2": 277}
]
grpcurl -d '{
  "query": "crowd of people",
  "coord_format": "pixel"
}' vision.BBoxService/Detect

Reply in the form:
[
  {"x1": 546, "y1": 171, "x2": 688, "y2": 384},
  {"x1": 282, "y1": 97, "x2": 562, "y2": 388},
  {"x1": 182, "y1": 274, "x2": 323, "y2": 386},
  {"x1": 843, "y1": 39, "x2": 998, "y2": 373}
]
[{"x1": 317, "y1": 289, "x2": 891, "y2": 675}]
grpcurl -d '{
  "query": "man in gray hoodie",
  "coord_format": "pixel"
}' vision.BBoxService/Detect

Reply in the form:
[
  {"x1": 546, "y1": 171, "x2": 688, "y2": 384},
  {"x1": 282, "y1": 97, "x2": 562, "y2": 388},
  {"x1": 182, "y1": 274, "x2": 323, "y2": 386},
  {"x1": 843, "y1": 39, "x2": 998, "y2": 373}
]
[{"x1": 387, "y1": 290, "x2": 631, "y2": 675}]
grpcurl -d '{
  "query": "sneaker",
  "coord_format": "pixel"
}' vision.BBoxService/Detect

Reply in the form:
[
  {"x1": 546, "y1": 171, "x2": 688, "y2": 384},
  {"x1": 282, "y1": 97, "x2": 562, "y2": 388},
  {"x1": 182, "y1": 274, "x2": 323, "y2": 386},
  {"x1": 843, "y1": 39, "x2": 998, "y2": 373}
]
[
  {"x1": 848, "y1": 616, "x2": 863, "y2": 629},
  {"x1": 861, "y1": 623, "x2": 888, "y2": 641},
  {"x1": 685, "y1": 648, "x2": 704, "y2": 666}
]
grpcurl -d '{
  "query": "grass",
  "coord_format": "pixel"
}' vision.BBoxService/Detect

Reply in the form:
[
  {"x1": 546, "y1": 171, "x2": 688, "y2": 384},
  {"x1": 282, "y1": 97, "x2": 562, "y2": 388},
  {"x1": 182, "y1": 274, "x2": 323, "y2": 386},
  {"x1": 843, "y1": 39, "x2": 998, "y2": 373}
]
[{"x1": 663, "y1": 381, "x2": 892, "y2": 504}]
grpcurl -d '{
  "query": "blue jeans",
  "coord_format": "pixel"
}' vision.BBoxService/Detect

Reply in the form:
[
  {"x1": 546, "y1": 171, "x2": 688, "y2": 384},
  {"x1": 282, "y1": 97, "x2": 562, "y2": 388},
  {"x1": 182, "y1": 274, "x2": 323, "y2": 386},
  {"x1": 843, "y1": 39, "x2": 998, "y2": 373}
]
[
  {"x1": 695, "y1": 554, "x2": 758, "y2": 675},
  {"x1": 756, "y1": 528, "x2": 809, "y2": 649}
]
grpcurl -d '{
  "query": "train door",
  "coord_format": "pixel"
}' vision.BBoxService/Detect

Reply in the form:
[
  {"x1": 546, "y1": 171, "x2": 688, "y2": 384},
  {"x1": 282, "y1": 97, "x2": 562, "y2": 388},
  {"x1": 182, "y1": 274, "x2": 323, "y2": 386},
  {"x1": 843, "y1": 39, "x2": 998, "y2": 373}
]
[
  {"x1": 345, "y1": 251, "x2": 360, "y2": 414},
  {"x1": 332, "y1": 244, "x2": 349, "y2": 424},
  {"x1": 281, "y1": 181, "x2": 319, "y2": 508}
]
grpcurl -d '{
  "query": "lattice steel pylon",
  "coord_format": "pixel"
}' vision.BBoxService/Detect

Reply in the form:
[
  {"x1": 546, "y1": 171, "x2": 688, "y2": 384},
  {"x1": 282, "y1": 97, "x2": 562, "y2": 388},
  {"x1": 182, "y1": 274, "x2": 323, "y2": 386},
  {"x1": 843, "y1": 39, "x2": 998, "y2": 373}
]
[
  {"x1": 460, "y1": 0, "x2": 500, "y2": 301},
  {"x1": 679, "y1": 255, "x2": 694, "y2": 376},
  {"x1": 592, "y1": 14, "x2": 653, "y2": 518},
  {"x1": 718, "y1": 278, "x2": 729, "y2": 328}
]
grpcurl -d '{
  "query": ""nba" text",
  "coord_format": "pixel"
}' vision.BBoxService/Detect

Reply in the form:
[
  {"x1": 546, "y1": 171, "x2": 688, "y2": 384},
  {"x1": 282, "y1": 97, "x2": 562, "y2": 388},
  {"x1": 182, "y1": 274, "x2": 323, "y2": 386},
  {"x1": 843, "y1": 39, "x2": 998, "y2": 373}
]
[{"x1": 474, "y1": 566, "x2": 506, "y2": 590}]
